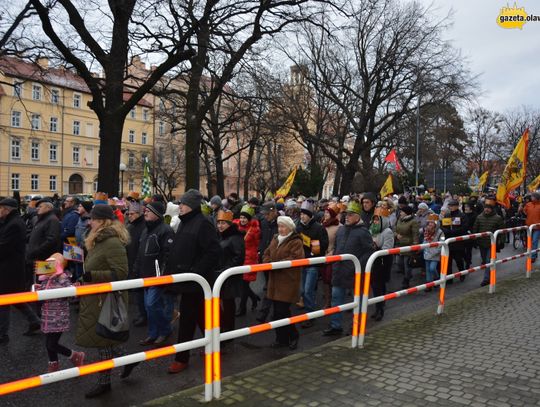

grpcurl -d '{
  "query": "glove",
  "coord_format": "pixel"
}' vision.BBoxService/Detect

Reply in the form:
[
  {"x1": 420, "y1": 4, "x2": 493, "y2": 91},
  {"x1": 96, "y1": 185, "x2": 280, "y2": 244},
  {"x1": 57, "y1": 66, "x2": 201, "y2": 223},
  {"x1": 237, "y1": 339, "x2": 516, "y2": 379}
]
[{"x1": 82, "y1": 271, "x2": 92, "y2": 282}]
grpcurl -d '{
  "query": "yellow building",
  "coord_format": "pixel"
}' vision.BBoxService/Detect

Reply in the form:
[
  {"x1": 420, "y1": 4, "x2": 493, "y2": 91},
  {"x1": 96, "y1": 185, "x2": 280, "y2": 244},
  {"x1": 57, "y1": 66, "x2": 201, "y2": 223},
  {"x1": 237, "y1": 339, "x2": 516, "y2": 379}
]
[{"x1": 0, "y1": 56, "x2": 154, "y2": 199}]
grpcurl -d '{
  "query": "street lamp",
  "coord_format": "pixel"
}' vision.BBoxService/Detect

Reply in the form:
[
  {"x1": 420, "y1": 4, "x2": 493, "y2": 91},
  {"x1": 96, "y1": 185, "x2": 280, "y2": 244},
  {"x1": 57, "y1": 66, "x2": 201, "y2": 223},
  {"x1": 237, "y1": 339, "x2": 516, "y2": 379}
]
[{"x1": 119, "y1": 162, "x2": 127, "y2": 198}]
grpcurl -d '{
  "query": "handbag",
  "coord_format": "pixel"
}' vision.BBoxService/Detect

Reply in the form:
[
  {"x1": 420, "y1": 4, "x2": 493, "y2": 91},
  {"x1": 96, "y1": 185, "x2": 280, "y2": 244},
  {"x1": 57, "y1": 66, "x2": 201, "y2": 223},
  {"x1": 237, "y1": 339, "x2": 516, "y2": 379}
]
[
  {"x1": 407, "y1": 253, "x2": 425, "y2": 269},
  {"x1": 95, "y1": 292, "x2": 130, "y2": 341}
]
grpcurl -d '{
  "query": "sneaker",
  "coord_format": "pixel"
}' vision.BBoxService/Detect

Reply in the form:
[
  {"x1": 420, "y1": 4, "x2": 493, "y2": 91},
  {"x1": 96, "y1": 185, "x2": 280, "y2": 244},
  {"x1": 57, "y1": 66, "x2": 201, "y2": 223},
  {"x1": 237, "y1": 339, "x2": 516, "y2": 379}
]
[
  {"x1": 154, "y1": 333, "x2": 171, "y2": 345},
  {"x1": 139, "y1": 337, "x2": 156, "y2": 346},
  {"x1": 168, "y1": 361, "x2": 188, "y2": 374},
  {"x1": 84, "y1": 383, "x2": 111, "y2": 398},
  {"x1": 70, "y1": 351, "x2": 85, "y2": 367},
  {"x1": 47, "y1": 361, "x2": 59, "y2": 373},
  {"x1": 300, "y1": 320, "x2": 314, "y2": 329},
  {"x1": 120, "y1": 362, "x2": 140, "y2": 379},
  {"x1": 23, "y1": 321, "x2": 41, "y2": 336},
  {"x1": 322, "y1": 327, "x2": 343, "y2": 336}
]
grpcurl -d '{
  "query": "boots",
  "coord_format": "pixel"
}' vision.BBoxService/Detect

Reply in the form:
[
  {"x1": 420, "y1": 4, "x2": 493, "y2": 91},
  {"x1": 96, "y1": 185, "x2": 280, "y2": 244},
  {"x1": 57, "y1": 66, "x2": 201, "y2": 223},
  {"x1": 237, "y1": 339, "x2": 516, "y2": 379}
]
[
  {"x1": 70, "y1": 351, "x2": 85, "y2": 367},
  {"x1": 47, "y1": 361, "x2": 59, "y2": 373}
]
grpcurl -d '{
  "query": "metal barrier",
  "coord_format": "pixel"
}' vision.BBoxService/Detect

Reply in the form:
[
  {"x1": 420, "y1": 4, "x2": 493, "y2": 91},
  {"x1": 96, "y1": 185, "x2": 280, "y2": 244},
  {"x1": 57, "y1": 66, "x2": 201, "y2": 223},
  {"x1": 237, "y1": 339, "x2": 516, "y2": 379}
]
[
  {"x1": 211, "y1": 254, "x2": 361, "y2": 399},
  {"x1": 493, "y1": 226, "x2": 530, "y2": 294},
  {"x1": 0, "y1": 273, "x2": 214, "y2": 402}
]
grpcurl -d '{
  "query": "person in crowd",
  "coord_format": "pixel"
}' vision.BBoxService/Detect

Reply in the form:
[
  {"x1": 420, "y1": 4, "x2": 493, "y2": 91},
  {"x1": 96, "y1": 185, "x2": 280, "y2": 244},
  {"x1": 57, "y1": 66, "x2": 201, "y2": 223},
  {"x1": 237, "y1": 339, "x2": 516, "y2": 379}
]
[
  {"x1": 284, "y1": 199, "x2": 300, "y2": 225},
  {"x1": 296, "y1": 199, "x2": 329, "y2": 328},
  {"x1": 0, "y1": 198, "x2": 41, "y2": 343},
  {"x1": 380, "y1": 198, "x2": 397, "y2": 229},
  {"x1": 233, "y1": 205, "x2": 261, "y2": 316},
  {"x1": 126, "y1": 200, "x2": 147, "y2": 327},
  {"x1": 76, "y1": 204, "x2": 130, "y2": 398},
  {"x1": 108, "y1": 199, "x2": 125, "y2": 224},
  {"x1": 135, "y1": 202, "x2": 175, "y2": 346},
  {"x1": 397, "y1": 196, "x2": 409, "y2": 212},
  {"x1": 256, "y1": 202, "x2": 279, "y2": 322},
  {"x1": 523, "y1": 192, "x2": 540, "y2": 264},
  {"x1": 415, "y1": 202, "x2": 432, "y2": 238},
  {"x1": 34, "y1": 253, "x2": 85, "y2": 372},
  {"x1": 462, "y1": 201, "x2": 478, "y2": 269},
  {"x1": 360, "y1": 192, "x2": 377, "y2": 226},
  {"x1": 61, "y1": 196, "x2": 80, "y2": 242},
  {"x1": 422, "y1": 214, "x2": 445, "y2": 291},
  {"x1": 473, "y1": 197, "x2": 505, "y2": 286},
  {"x1": 323, "y1": 199, "x2": 374, "y2": 336},
  {"x1": 227, "y1": 193, "x2": 243, "y2": 219},
  {"x1": 369, "y1": 210, "x2": 394, "y2": 320},
  {"x1": 23, "y1": 196, "x2": 41, "y2": 241},
  {"x1": 209, "y1": 195, "x2": 223, "y2": 225},
  {"x1": 395, "y1": 205, "x2": 419, "y2": 289},
  {"x1": 430, "y1": 195, "x2": 443, "y2": 214},
  {"x1": 320, "y1": 203, "x2": 342, "y2": 308},
  {"x1": 263, "y1": 216, "x2": 304, "y2": 349},
  {"x1": 75, "y1": 201, "x2": 93, "y2": 249},
  {"x1": 166, "y1": 189, "x2": 221, "y2": 374},
  {"x1": 440, "y1": 198, "x2": 469, "y2": 283},
  {"x1": 215, "y1": 209, "x2": 245, "y2": 339}
]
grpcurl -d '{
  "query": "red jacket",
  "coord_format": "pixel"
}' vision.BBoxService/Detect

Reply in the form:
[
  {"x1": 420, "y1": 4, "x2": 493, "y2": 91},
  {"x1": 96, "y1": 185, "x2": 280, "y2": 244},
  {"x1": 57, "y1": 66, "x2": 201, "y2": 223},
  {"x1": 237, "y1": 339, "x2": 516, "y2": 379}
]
[{"x1": 233, "y1": 219, "x2": 261, "y2": 281}]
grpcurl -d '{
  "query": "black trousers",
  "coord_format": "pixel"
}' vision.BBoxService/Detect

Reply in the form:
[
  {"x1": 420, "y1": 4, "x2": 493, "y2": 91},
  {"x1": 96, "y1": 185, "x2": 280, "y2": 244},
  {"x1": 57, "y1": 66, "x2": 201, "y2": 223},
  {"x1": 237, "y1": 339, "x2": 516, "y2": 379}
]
[
  {"x1": 448, "y1": 249, "x2": 465, "y2": 275},
  {"x1": 371, "y1": 256, "x2": 393, "y2": 312},
  {"x1": 175, "y1": 291, "x2": 205, "y2": 363},
  {"x1": 238, "y1": 281, "x2": 258, "y2": 310},
  {"x1": 272, "y1": 300, "x2": 298, "y2": 345},
  {"x1": 45, "y1": 332, "x2": 71, "y2": 362}
]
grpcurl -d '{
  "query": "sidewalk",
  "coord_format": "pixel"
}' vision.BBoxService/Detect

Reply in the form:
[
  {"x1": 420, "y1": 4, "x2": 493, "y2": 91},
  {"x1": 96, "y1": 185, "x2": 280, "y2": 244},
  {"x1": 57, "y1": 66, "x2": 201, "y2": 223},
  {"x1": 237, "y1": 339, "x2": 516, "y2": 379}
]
[{"x1": 145, "y1": 272, "x2": 540, "y2": 407}]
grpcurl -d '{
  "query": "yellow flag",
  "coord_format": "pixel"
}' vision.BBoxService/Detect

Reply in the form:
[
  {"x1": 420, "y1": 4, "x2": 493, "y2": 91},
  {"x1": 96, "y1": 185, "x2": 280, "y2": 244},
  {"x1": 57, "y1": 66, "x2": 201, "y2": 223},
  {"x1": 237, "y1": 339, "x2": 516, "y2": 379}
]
[
  {"x1": 496, "y1": 128, "x2": 529, "y2": 208},
  {"x1": 380, "y1": 174, "x2": 394, "y2": 198},
  {"x1": 528, "y1": 173, "x2": 540, "y2": 192},
  {"x1": 275, "y1": 167, "x2": 297, "y2": 198},
  {"x1": 477, "y1": 171, "x2": 489, "y2": 191}
]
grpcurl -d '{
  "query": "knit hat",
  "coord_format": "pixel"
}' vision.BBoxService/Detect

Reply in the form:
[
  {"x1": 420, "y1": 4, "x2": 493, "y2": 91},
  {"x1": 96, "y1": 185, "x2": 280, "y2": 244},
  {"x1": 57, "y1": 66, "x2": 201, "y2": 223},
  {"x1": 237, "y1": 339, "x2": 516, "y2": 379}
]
[
  {"x1": 260, "y1": 201, "x2": 276, "y2": 214},
  {"x1": 361, "y1": 192, "x2": 377, "y2": 205},
  {"x1": 180, "y1": 189, "x2": 203, "y2": 209},
  {"x1": 401, "y1": 206, "x2": 413, "y2": 216},
  {"x1": 448, "y1": 199, "x2": 460, "y2": 206},
  {"x1": 129, "y1": 201, "x2": 143, "y2": 214},
  {"x1": 248, "y1": 197, "x2": 260, "y2": 206},
  {"x1": 0, "y1": 198, "x2": 18, "y2": 208},
  {"x1": 36, "y1": 197, "x2": 53, "y2": 206},
  {"x1": 300, "y1": 200, "x2": 314, "y2": 217},
  {"x1": 209, "y1": 195, "x2": 222, "y2": 207},
  {"x1": 285, "y1": 199, "x2": 297, "y2": 209},
  {"x1": 94, "y1": 192, "x2": 108, "y2": 205},
  {"x1": 398, "y1": 196, "x2": 408, "y2": 205},
  {"x1": 418, "y1": 202, "x2": 429, "y2": 210},
  {"x1": 145, "y1": 201, "x2": 165, "y2": 219},
  {"x1": 277, "y1": 216, "x2": 296, "y2": 232},
  {"x1": 91, "y1": 204, "x2": 115, "y2": 220},
  {"x1": 240, "y1": 205, "x2": 255, "y2": 220},
  {"x1": 216, "y1": 209, "x2": 234, "y2": 224},
  {"x1": 81, "y1": 201, "x2": 94, "y2": 214}
]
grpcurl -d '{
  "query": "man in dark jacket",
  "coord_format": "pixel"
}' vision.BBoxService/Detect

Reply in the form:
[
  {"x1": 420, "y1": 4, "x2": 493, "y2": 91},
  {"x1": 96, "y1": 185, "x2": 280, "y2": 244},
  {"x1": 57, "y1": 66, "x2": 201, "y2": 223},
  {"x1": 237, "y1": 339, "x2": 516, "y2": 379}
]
[
  {"x1": 135, "y1": 201, "x2": 175, "y2": 346},
  {"x1": 0, "y1": 198, "x2": 41, "y2": 343},
  {"x1": 441, "y1": 199, "x2": 469, "y2": 282},
  {"x1": 297, "y1": 199, "x2": 329, "y2": 328},
  {"x1": 360, "y1": 192, "x2": 377, "y2": 226},
  {"x1": 323, "y1": 199, "x2": 374, "y2": 336},
  {"x1": 166, "y1": 189, "x2": 221, "y2": 374},
  {"x1": 61, "y1": 195, "x2": 80, "y2": 242},
  {"x1": 126, "y1": 201, "x2": 147, "y2": 326},
  {"x1": 472, "y1": 197, "x2": 504, "y2": 286}
]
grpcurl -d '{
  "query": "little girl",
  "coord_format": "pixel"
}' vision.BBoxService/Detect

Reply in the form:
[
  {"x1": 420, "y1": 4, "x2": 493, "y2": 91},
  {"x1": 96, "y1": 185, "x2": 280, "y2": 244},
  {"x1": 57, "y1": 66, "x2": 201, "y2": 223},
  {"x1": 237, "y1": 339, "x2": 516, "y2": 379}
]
[
  {"x1": 35, "y1": 253, "x2": 85, "y2": 372},
  {"x1": 422, "y1": 215, "x2": 445, "y2": 291}
]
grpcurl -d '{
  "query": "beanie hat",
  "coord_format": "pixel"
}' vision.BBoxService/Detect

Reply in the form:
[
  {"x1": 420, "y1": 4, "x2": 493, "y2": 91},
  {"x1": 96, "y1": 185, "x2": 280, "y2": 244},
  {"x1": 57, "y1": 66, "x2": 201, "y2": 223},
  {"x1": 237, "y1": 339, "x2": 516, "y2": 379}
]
[
  {"x1": 91, "y1": 204, "x2": 115, "y2": 220},
  {"x1": 240, "y1": 205, "x2": 255, "y2": 220},
  {"x1": 277, "y1": 215, "x2": 296, "y2": 232},
  {"x1": 129, "y1": 201, "x2": 143, "y2": 214},
  {"x1": 146, "y1": 201, "x2": 165, "y2": 219},
  {"x1": 418, "y1": 202, "x2": 429, "y2": 210},
  {"x1": 401, "y1": 206, "x2": 413, "y2": 216},
  {"x1": 81, "y1": 201, "x2": 94, "y2": 214},
  {"x1": 285, "y1": 199, "x2": 297, "y2": 209},
  {"x1": 180, "y1": 189, "x2": 203, "y2": 210},
  {"x1": 209, "y1": 195, "x2": 222, "y2": 207},
  {"x1": 260, "y1": 201, "x2": 277, "y2": 214},
  {"x1": 300, "y1": 200, "x2": 314, "y2": 217},
  {"x1": 0, "y1": 198, "x2": 18, "y2": 208},
  {"x1": 216, "y1": 209, "x2": 234, "y2": 224},
  {"x1": 248, "y1": 197, "x2": 260, "y2": 206},
  {"x1": 361, "y1": 192, "x2": 377, "y2": 205}
]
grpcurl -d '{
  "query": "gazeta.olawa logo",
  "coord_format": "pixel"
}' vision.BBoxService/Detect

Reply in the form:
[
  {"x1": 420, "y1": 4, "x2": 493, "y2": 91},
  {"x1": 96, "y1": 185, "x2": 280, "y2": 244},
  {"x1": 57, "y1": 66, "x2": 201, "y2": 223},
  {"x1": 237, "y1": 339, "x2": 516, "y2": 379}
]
[{"x1": 497, "y1": 3, "x2": 540, "y2": 29}]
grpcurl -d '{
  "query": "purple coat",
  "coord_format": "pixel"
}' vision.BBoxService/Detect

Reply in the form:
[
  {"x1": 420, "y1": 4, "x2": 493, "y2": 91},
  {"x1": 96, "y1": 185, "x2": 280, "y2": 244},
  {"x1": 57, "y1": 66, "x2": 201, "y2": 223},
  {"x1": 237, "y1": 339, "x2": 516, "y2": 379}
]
[{"x1": 38, "y1": 273, "x2": 72, "y2": 333}]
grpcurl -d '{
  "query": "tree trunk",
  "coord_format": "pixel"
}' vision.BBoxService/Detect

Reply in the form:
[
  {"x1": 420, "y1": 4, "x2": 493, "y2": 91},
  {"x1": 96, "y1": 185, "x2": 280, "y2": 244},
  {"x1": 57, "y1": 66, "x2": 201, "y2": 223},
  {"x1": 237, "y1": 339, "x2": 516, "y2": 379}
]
[
  {"x1": 332, "y1": 167, "x2": 342, "y2": 196},
  {"x1": 243, "y1": 142, "x2": 255, "y2": 199},
  {"x1": 339, "y1": 161, "x2": 357, "y2": 196},
  {"x1": 360, "y1": 147, "x2": 375, "y2": 192},
  {"x1": 97, "y1": 116, "x2": 125, "y2": 196},
  {"x1": 214, "y1": 153, "x2": 225, "y2": 197}
]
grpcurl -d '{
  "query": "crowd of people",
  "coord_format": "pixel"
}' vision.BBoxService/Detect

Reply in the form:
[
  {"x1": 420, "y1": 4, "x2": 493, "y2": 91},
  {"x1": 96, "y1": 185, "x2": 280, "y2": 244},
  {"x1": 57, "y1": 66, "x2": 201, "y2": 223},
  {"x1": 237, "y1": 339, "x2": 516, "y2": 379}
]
[{"x1": 0, "y1": 188, "x2": 539, "y2": 398}]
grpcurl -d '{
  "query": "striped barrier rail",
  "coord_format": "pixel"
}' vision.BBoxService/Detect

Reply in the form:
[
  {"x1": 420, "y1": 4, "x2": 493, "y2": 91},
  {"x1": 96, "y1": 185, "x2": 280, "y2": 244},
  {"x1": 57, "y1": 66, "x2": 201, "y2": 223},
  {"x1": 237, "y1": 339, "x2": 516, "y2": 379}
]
[
  {"x1": 0, "y1": 273, "x2": 214, "y2": 402},
  {"x1": 493, "y1": 225, "x2": 532, "y2": 293},
  {"x1": 210, "y1": 254, "x2": 361, "y2": 399},
  {"x1": 527, "y1": 224, "x2": 540, "y2": 277}
]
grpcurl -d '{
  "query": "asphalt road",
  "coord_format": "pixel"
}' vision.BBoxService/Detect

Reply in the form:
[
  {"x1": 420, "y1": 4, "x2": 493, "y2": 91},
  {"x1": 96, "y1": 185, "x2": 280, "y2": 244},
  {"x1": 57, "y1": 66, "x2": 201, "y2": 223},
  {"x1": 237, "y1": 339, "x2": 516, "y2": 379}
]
[{"x1": 0, "y1": 243, "x2": 533, "y2": 407}]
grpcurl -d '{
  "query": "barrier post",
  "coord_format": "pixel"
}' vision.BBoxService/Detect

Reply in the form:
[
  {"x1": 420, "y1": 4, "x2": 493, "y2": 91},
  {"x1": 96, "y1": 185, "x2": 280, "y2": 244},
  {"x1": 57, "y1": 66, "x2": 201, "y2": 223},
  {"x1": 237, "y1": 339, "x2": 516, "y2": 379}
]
[
  {"x1": 490, "y1": 233, "x2": 498, "y2": 294},
  {"x1": 351, "y1": 261, "x2": 362, "y2": 349},
  {"x1": 204, "y1": 296, "x2": 214, "y2": 402},
  {"x1": 527, "y1": 226, "x2": 533, "y2": 278},
  {"x1": 358, "y1": 257, "x2": 372, "y2": 349},
  {"x1": 212, "y1": 292, "x2": 222, "y2": 399},
  {"x1": 437, "y1": 243, "x2": 449, "y2": 315}
]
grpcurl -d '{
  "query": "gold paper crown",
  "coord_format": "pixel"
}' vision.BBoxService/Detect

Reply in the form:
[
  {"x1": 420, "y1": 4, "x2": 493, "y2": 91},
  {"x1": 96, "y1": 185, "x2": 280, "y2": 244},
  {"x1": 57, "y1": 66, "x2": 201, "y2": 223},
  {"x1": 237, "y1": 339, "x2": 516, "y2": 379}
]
[{"x1": 217, "y1": 209, "x2": 234, "y2": 223}]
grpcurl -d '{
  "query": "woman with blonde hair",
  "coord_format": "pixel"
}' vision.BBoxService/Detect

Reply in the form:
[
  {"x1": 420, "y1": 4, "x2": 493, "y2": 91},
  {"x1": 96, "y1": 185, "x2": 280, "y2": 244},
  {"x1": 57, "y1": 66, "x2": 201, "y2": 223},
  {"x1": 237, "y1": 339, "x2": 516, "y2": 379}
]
[{"x1": 76, "y1": 204, "x2": 130, "y2": 398}]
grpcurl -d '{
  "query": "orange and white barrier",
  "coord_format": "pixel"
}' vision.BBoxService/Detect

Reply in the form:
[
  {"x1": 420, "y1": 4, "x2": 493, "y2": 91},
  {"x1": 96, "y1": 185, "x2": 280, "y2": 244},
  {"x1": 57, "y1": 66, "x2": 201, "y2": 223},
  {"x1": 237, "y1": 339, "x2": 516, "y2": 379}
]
[{"x1": 210, "y1": 254, "x2": 361, "y2": 399}]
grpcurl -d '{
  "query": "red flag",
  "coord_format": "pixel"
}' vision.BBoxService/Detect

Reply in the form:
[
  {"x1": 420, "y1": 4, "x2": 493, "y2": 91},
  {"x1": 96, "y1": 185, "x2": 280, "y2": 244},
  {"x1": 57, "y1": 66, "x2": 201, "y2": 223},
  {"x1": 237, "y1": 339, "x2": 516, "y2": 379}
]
[{"x1": 384, "y1": 149, "x2": 402, "y2": 172}]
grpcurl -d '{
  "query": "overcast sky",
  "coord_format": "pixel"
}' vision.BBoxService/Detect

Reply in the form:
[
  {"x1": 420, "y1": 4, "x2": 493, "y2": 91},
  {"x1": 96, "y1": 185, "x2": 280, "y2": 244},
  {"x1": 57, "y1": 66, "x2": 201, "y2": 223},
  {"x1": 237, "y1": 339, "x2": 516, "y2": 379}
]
[{"x1": 423, "y1": 0, "x2": 540, "y2": 113}]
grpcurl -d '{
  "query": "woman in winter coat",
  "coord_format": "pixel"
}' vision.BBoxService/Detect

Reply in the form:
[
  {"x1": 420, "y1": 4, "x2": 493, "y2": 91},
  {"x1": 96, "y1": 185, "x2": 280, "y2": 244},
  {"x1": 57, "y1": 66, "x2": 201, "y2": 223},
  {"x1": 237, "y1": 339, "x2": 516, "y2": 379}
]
[
  {"x1": 423, "y1": 215, "x2": 445, "y2": 291},
  {"x1": 320, "y1": 204, "x2": 342, "y2": 308},
  {"x1": 76, "y1": 204, "x2": 129, "y2": 398},
  {"x1": 233, "y1": 205, "x2": 261, "y2": 316},
  {"x1": 263, "y1": 216, "x2": 304, "y2": 350},
  {"x1": 215, "y1": 210, "x2": 245, "y2": 337},
  {"x1": 395, "y1": 206, "x2": 419, "y2": 289},
  {"x1": 369, "y1": 212, "x2": 394, "y2": 321}
]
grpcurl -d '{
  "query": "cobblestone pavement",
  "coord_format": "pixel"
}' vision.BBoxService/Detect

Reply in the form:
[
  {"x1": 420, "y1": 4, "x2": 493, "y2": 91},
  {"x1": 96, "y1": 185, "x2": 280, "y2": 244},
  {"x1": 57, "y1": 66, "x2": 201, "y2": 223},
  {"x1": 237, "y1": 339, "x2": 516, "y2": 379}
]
[{"x1": 146, "y1": 271, "x2": 540, "y2": 407}]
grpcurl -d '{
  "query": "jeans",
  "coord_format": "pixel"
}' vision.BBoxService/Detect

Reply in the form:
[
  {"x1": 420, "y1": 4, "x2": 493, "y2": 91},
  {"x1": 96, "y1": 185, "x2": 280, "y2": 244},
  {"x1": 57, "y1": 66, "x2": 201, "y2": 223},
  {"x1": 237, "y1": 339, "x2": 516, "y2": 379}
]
[
  {"x1": 479, "y1": 247, "x2": 491, "y2": 283},
  {"x1": 425, "y1": 260, "x2": 439, "y2": 283},
  {"x1": 329, "y1": 286, "x2": 346, "y2": 330},
  {"x1": 144, "y1": 287, "x2": 172, "y2": 338},
  {"x1": 301, "y1": 267, "x2": 318, "y2": 312},
  {"x1": 532, "y1": 230, "x2": 540, "y2": 260}
]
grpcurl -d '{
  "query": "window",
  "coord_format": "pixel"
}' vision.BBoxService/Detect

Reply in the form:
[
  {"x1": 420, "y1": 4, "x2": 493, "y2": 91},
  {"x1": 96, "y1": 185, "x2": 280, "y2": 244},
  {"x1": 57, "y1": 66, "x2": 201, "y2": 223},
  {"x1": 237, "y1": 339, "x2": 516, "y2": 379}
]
[
  {"x1": 13, "y1": 81, "x2": 22, "y2": 97},
  {"x1": 11, "y1": 139, "x2": 21, "y2": 160},
  {"x1": 128, "y1": 152, "x2": 135, "y2": 168},
  {"x1": 31, "y1": 174, "x2": 39, "y2": 191},
  {"x1": 31, "y1": 141, "x2": 40, "y2": 160},
  {"x1": 159, "y1": 121, "x2": 165, "y2": 136},
  {"x1": 32, "y1": 84, "x2": 42, "y2": 100},
  {"x1": 86, "y1": 123, "x2": 94, "y2": 137},
  {"x1": 93, "y1": 179, "x2": 98, "y2": 193},
  {"x1": 130, "y1": 107, "x2": 136, "y2": 119},
  {"x1": 73, "y1": 120, "x2": 80, "y2": 135},
  {"x1": 128, "y1": 179, "x2": 135, "y2": 191},
  {"x1": 85, "y1": 147, "x2": 93, "y2": 165},
  {"x1": 49, "y1": 175, "x2": 57, "y2": 191},
  {"x1": 11, "y1": 111, "x2": 21, "y2": 127},
  {"x1": 73, "y1": 146, "x2": 80, "y2": 164},
  {"x1": 73, "y1": 93, "x2": 81, "y2": 108},
  {"x1": 128, "y1": 130, "x2": 135, "y2": 143},
  {"x1": 141, "y1": 132, "x2": 147, "y2": 145},
  {"x1": 31, "y1": 114, "x2": 41, "y2": 130},
  {"x1": 11, "y1": 173, "x2": 20, "y2": 191},
  {"x1": 143, "y1": 109, "x2": 149, "y2": 121},
  {"x1": 49, "y1": 144, "x2": 58, "y2": 162},
  {"x1": 50, "y1": 117, "x2": 58, "y2": 132},
  {"x1": 51, "y1": 89, "x2": 60, "y2": 104}
]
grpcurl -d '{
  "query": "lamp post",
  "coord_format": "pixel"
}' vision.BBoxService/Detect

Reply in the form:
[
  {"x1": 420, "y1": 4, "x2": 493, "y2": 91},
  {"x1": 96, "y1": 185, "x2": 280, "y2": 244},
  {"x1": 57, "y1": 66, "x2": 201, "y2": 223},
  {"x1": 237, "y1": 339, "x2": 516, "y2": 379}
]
[{"x1": 119, "y1": 162, "x2": 126, "y2": 198}]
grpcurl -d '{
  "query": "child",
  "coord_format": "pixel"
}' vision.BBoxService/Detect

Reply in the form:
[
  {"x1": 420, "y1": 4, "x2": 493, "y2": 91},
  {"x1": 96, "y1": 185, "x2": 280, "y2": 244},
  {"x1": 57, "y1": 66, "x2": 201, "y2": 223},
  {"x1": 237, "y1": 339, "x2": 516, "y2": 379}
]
[
  {"x1": 422, "y1": 214, "x2": 445, "y2": 291},
  {"x1": 35, "y1": 253, "x2": 85, "y2": 372}
]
